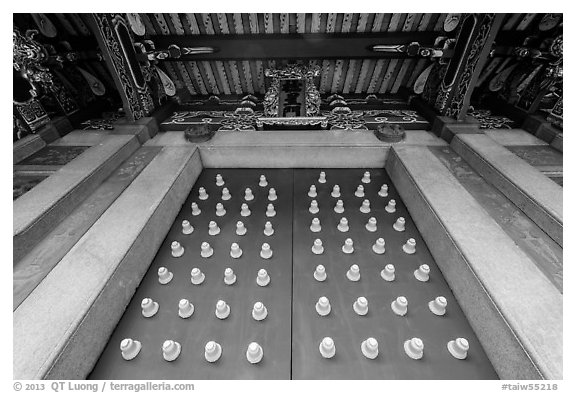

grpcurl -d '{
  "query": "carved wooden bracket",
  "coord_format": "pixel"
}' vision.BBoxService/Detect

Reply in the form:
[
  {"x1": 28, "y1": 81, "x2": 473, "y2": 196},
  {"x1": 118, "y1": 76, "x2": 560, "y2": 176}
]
[
  {"x1": 90, "y1": 13, "x2": 156, "y2": 121},
  {"x1": 262, "y1": 64, "x2": 321, "y2": 118},
  {"x1": 370, "y1": 42, "x2": 446, "y2": 58}
]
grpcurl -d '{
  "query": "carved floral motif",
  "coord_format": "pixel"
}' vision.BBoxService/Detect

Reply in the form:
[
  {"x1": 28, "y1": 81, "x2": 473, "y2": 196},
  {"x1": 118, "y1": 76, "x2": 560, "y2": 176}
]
[
  {"x1": 263, "y1": 64, "x2": 321, "y2": 117},
  {"x1": 264, "y1": 64, "x2": 321, "y2": 80},
  {"x1": 468, "y1": 109, "x2": 514, "y2": 129},
  {"x1": 218, "y1": 111, "x2": 260, "y2": 131},
  {"x1": 364, "y1": 110, "x2": 423, "y2": 123},
  {"x1": 321, "y1": 109, "x2": 366, "y2": 130},
  {"x1": 81, "y1": 112, "x2": 125, "y2": 130},
  {"x1": 256, "y1": 117, "x2": 328, "y2": 128},
  {"x1": 94, "y1": 13, "x2": 155, "y2": 120},
  {"x1": 547, "y1": 95, "x2": 563, "y2": 130},
  {"x1": 13, "y1": 28, "x2": 48, "y2": 74},
  {"x1": 13, "y1": 27, "x2": 79, "y2": 116},
  {"x1": 263, "y1": 77, "x2": 280, "y2": 117},
  {"x1": 14, "y1": 100, "x2": 50, "y2": 132},
  {"x1": 439, "y1": 14, "x2": 495, "y2": 119},
  {"x1": 516, "y1": 35, "x2": 562, "y2": 113},
  {"x1": 164, "y1": 107, "x2": 428, "y2": 132}
]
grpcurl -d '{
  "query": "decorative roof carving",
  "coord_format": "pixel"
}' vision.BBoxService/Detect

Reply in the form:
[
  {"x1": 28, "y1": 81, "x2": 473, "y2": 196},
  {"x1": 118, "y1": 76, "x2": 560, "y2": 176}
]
[
  {"x1": 264, "y1": 64, "x2": 320, "y2": 80},
  {"x1": 263, "y1": 64, "x2": 321, "y2": 117}
]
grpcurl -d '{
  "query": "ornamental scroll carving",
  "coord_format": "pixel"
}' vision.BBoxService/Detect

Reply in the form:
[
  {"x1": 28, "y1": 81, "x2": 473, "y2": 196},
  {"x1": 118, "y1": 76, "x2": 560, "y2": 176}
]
[
  {"x1": 93, "y1": 13, "x2": 155, "y2": 121},
  {"x1": 263, "y1": 64, "x2": 322, "y2": 118},
  {"x1": 13, "y1": 27, "x2": 79, "y2": 118}
]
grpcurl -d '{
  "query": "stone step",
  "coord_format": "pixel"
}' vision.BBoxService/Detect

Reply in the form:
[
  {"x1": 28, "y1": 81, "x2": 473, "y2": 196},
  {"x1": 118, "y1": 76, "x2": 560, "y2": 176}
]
[
  {"x1": 484, "y1": 129, "x2": 548, "y2": 146},
  {"x1": 451, "y1": 134, "x2": 562, "y2": 246},
  {"x1": 387, "y1": 145, "x2": 562, "y2": 380},
  {"x1": 50, "y1": 117, "x2": 159, "y2": 146},
  {"x1": 522, "y1": 114, "x2": 562, "y2": 145},
  {"x1": 13, "y1": 146, "x2": 162, "y2": 310},
  {"x1": 13, "y1": 135, "x2": 140, "y2": 264},
  {"x1": 550, "y1": 133, "x2": 563, "y2": 153},
  {"x1": 49, "y1": 130, "x2": 111, "y2": 146},
  {"x1": 426, "y1": 145, "x2": 562, "y2": 292},
  {"x1": 485, "y1": 128, "x2": 563, "y2": 187},
  {"x1": 13, "y1": 134, "x2": 47, "y2": 165},
  {"x1": 13, "y1": 118, "x2": 159, "y2": 202},
  {"x1": 14, "y1": 146, "x2": 202, "y2": 379}
]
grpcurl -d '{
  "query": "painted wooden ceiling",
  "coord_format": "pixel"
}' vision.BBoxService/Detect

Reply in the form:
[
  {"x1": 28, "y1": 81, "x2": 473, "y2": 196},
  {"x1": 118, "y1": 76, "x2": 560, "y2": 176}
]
[
  {"x1": 134, "y1": 13, "x2": 543, "y2": 100},
  {"x1": 139, "y1": 13, "x2": 443, "y2": 98},
  {"x1": 16, "y1": 13, "x2": 545, "y2": 101}
]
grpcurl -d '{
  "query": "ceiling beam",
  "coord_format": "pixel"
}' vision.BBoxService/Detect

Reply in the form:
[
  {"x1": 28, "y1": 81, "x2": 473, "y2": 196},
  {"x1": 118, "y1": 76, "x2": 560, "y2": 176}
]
[{"x1": 144, "y1": 32, "x2": 444, "y2": 61}]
